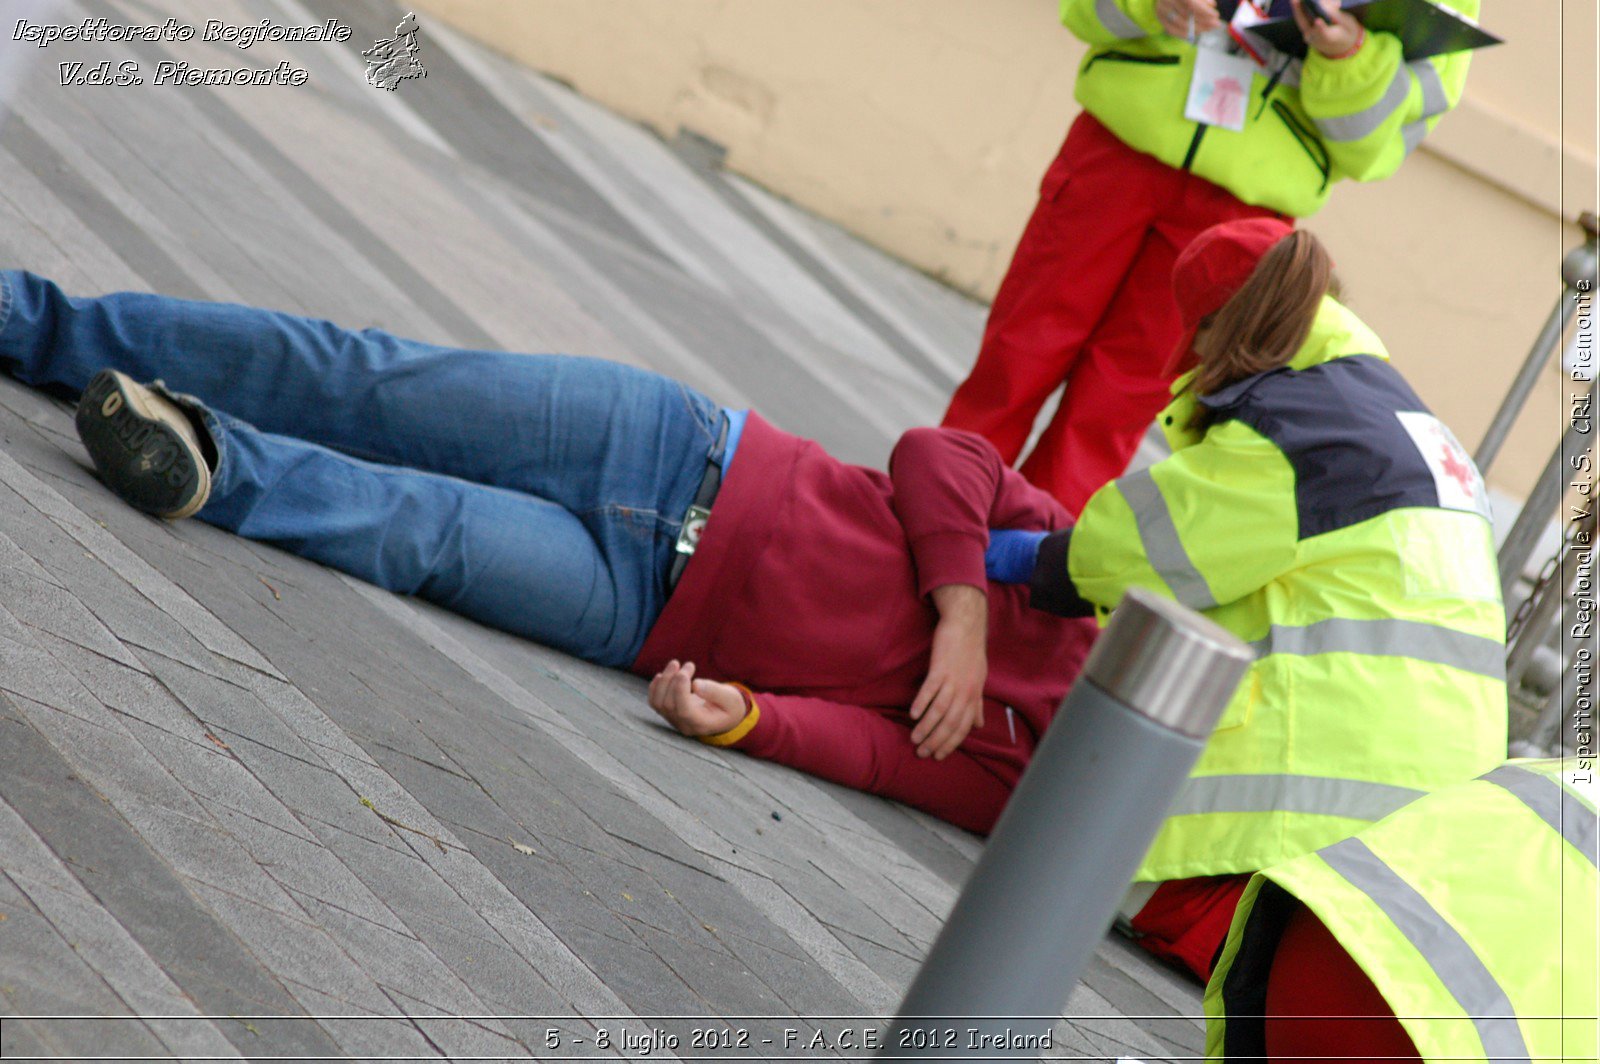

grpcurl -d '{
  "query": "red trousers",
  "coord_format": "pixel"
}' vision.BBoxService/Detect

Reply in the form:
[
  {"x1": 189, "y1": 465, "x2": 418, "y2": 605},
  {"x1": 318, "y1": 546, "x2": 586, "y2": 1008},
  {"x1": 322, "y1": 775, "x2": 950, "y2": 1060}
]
[
  {"x1": 1264, "y1": 904, "x2": 1421, "y2": 1063},
  {"x1": 1133, "y1": 882, "x2": 1420, "y2": 1063},
  {"x1": 1131, "y1": 874, "x2": 1251, "y2": 981},
  {"x1": 943, "y1": 113, "x2": 1285, "y2": 514}
]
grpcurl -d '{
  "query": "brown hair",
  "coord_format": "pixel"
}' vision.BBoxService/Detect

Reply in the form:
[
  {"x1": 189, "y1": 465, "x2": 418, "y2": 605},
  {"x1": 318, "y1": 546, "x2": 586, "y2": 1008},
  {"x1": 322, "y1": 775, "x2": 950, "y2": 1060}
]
[{"x1": 1186, "y1": 230, "x2": 1340, "y2": 430}]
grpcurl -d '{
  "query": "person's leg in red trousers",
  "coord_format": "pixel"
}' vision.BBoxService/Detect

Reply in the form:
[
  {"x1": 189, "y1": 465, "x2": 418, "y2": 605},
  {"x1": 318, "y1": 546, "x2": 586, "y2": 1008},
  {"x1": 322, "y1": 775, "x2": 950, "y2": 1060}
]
[
  {"x1": 942, "y1": 115, "x2": 1160, "y2": 475},
  {"x1": 1129, "y1": 874, "x2": 1252, "y2": 981},
  {"x1": 1017, "y1": 174, "x2": 1286, "y2": 510},
  {"x1": 945, "y1": 113, "x2": 1289, "y2": 514},
  {"x1": 1015, "y1": 219, "x2": 1184, "y2": 508},
  {"x1": 1265, "y1": 903, "x2": 1421, "y2": 1063}
]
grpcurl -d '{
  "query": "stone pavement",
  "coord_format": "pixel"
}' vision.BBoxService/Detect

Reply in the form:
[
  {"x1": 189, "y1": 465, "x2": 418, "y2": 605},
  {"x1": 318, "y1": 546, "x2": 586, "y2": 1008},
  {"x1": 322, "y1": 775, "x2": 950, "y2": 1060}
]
[{"x1": 0, "y1": 0, "x2": 1203, "y2": 1059}]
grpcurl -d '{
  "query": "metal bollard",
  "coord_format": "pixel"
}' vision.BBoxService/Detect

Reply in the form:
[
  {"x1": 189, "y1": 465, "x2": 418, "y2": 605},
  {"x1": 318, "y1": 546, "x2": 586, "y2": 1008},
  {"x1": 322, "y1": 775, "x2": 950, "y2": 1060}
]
[{"x1": 881, "y1": 587, "x2": 1252, "y2": 1060}]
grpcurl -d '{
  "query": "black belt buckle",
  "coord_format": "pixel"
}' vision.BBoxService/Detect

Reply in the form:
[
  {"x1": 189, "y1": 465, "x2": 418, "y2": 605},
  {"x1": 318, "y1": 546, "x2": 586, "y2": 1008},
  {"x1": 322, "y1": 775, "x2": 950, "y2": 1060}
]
[{"x1": 666, "y1": 415, "x2": 729, "y2": 590}]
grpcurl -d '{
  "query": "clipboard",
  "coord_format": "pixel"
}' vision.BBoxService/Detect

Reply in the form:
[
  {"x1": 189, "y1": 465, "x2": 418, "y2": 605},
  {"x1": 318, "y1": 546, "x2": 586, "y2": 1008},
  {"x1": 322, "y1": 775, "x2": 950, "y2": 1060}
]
[{"x1": 1240, "y1": 0, "x2": 1502, "y2": 60}]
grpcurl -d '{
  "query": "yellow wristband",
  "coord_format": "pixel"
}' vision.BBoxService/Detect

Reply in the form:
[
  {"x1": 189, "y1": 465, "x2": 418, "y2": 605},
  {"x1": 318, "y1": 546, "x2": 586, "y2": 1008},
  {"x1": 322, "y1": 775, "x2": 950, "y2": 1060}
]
[{"x1": 699, "y1": 683, "x2": 761, "y2": 747}]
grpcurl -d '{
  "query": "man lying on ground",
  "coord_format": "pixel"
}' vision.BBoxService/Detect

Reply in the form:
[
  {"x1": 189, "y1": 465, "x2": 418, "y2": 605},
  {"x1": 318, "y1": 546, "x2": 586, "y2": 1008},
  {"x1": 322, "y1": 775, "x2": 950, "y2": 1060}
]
[{"x1": 0, "y1": 269, "x2": 1097, "y2": 835}]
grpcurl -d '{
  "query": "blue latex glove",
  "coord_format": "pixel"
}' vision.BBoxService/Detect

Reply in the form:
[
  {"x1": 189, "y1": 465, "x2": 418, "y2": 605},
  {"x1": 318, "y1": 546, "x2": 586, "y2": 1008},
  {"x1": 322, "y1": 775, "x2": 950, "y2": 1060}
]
[{"x1": 985, "y1": 529, "x2": 1048, "y2": 584}]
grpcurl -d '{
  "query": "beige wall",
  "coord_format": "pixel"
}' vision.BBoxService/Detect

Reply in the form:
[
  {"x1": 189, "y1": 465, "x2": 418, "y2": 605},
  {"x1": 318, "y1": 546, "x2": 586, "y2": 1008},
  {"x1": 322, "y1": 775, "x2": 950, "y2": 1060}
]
[{"x1": 417, "y1": 0, "x2": 1598, "y2": 498}]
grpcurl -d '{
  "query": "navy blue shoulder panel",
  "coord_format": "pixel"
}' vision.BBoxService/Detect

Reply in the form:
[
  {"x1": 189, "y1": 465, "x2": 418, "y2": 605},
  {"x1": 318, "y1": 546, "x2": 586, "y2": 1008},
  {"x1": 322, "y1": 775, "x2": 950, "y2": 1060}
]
[{"x1": 1200, "y1": 355, "x2": 1445, "y2": 539}]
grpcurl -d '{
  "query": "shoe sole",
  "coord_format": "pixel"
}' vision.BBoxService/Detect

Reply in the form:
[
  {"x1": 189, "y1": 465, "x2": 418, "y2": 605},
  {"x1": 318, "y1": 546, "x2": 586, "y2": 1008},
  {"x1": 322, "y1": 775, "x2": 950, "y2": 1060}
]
[{"x1": 76, "y1": 370, "x2": 211, "y2": 520}]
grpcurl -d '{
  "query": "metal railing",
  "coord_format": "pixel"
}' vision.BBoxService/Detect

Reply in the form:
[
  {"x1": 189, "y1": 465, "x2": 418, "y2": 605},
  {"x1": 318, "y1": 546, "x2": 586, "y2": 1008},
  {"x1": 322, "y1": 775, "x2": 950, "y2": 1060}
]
[{"x1": 1494, "y1": 212, "x2": 1596, "y2": 756}]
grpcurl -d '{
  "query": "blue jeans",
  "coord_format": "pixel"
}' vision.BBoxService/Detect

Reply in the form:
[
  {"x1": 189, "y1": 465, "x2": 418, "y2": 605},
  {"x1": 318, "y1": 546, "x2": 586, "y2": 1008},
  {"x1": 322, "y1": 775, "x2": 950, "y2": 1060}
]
[{"x1": 0, "y1": 271, "x2": 723, "y2": 667}]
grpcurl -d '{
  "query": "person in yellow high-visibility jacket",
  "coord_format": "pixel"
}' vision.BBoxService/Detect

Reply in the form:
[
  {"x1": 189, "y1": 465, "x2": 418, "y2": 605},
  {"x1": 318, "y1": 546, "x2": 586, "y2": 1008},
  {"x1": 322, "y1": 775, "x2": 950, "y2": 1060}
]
[
  {"x1": 1205, "y1": 759, "x2": 1596, "y2": 1063},
  {"x1": 944, "y1": 0, "x2": 1479, "y2": 514},
  {"x1": 999, "y1": 218, "x2": 1506, "y2": 978}
]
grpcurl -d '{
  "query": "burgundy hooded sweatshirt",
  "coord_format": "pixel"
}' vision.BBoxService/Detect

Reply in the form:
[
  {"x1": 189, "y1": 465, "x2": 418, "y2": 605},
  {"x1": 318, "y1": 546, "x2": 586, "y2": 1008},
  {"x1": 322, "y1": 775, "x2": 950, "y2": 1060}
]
[{"x1": 632, "y1": 414, "x2": 1097, "y2": 834}]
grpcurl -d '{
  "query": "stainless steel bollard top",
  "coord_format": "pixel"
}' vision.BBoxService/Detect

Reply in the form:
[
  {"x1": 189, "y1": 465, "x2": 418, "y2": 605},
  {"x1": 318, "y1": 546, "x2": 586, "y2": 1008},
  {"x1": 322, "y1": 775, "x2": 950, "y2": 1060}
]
[{"x1": 1080, "y1": 586, "x2": 1255, "y2": 739}]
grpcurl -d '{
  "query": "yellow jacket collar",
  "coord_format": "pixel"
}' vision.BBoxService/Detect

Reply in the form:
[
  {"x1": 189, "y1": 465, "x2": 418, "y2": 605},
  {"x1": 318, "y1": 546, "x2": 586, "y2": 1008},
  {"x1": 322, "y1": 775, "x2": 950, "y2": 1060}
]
[{"x1": 1159, "y1": 297, "x2": 1390, "y2": 452}]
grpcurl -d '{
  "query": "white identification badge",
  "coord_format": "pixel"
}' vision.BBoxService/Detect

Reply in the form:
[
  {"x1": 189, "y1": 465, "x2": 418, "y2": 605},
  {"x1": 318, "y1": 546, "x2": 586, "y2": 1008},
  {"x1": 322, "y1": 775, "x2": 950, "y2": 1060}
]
[
  {"x1": 1185, "y1": 47, "x2": 1256, "y2": 131},
  {"x1": 1395, "y1": 411, "x2": 1492, "y2": 520}
]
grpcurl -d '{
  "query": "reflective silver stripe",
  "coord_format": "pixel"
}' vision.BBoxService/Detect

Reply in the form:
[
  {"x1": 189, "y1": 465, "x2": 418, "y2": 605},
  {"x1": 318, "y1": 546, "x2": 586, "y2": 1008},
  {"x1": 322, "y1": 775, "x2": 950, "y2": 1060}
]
[
  {"x1": 1314, "y1": 63, "x2": 1411, "y2": 141},
  {"x1": 1482, "y1": 764, "x2": 1599, "y2": 869},
  {"x1": 1248, "y1": 618, "x2": 1505, "y2": 680},
  {"x1": 1171, "y1": 773, "x2": 1423, "y2": 820},
  {"x1": 1401, "y1": 119, "x2": 1428, "y2": 156},
  {"x1": 1399, "y1": 61, "x2": 1450, "y2": 155},
  {"x1": 1321, "y1": 838, "x2": 1532, "y2": 1062},
  {"x1": 1412, "y1": 60, "x2": 1451, "y2": 118},
  {"x1": 1095, "y1": 0, "x2": 1147, "y2": 39},
  {"x1": 1120, "y1": 469, "x2": 1216, "y2": 610}
]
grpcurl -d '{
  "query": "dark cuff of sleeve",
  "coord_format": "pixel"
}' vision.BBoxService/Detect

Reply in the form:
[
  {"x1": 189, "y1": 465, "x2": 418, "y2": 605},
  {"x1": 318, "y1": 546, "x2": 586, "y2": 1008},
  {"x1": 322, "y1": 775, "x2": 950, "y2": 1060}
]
[{"x1": 1028, "y1": 528, "x2": 1095, "y2": 617}]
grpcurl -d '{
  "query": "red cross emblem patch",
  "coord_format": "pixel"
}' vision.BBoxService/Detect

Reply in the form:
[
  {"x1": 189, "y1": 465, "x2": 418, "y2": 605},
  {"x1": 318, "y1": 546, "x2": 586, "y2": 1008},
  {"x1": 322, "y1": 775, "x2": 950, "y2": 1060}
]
[{"x1": 1395, "y1": 411, "x2": 1491, "y2": 520}]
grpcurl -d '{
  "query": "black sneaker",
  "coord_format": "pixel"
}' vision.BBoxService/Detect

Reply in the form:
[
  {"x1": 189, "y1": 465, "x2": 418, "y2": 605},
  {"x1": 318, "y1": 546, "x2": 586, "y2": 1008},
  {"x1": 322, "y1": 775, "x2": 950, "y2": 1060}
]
[{"x1": 76, "y1": 369, "x2": 213, "y2": 520}]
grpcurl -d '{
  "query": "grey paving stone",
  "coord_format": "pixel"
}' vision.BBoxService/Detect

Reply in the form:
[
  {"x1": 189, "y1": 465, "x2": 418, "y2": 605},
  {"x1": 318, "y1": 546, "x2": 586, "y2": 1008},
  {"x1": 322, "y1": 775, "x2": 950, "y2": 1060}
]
[
  {"x1": 214, "y1": 816, "x2": 410, "y2": 933},
  {"x1": 311, "y1": 815, "x2": 487, "y2": 930},
  {"x1": 0, "y1": 904, "x2": 127, "y2": 1017},
  {"x1": 23, "y1": 630, "x2": 199, "y2": 743},
  {"x1": 0, "y1": 871, "x2": 33, "y2": 910},
  {"x1": 0, "y1": 559, "x2": 144, "y2": 671},
  {"x1": 219, "y1": 733, "x2": 398, "y2": 849},
  {"x1": 283, "y1": 980, "x2": 442, "y2": 1060},
  {"x1": 0, "y1": 611, "x2": 111, "y2": 726},
  {"x1": 390, "y1": 835, "x2": 631, "y2": 1018},
  {"x1": 1078, "y1": 950, "x2": 1205, "y2": 1056},
  {"x1": 452, "y1": 826, "x2": 650, "y2": 949},
  {"x1": 139, "y1": 648, "x2": 315, "y2": 760},
  {"x1": 0, "y1": 1016, "x2": 57, "y2": 1061},
  {"x1": 0, "y1": 463, "x2": 278, "y2": 682},
  {"x1": 716, "y1": 930, "x2": 865, "y2": 1018},
  {"x1": 553, "y1": 846, "x2": 711, "y2": 946},
  {"x1": 396, "y1": 911, "x2": 570, "y2": 1015},
  {"x1": 185, "y1": 882, "x2": 395, "y2": 1014},
  {"x1": 0, "y1": 801, "x2": 231, "y2": 1054},
  {"x1": 777, "y1": 863, "x2": 922, "y2": 961},
  {"x1": 626, "y1": 843, "x2": 812, "y2": 961},
  {"x1": 0, "y1": 700, "x2": 341, "y2": 1060},
  {"x1": 146, "y1": 739, "x2": 318, "y2": 844},
  {"x1": 305, "y1": 908, "x2": 523, "y2": 1045},
  {"x1": 632, "y1": 924, "x2": 788, "y2": 1016},
  {"x1": 5, "y1": 690, "x2": 207, "y2": 823},
  {"x1": 307, "y1": 0, "x2": 662, "y2": 265},
  {"x1": 553, "y1": 923, "x2": 700, "y2": 1018},
  {"x1": 827, "y1": 926, "x2": 922, "y2": 993},
  {"x1": 0, "y1": 908, "x2": 188, "y2": 1060},
  {"x1": 0, "y1": 527, "x2": 64, "y2": 590},
  {"x1": 1, "y1": 1015, "x2": 171, "y2": 1062},
  {"x1": 374, "y1": 741, "x2": 526, "y2": 839},
  {"x1": 128, "y1": 806, "x2": 297, "y2": 916},
  {"x1": 0, "y1": 112, "x2": 205, "y2": 302},
  {"x1": 382, "y1": 986, "x2": 530, "y2": 1058}
]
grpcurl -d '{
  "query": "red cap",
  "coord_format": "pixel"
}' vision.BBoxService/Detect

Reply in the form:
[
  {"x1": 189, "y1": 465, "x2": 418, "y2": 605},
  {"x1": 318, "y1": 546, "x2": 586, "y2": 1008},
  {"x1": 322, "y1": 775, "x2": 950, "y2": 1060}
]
[{"x1": 1166, "y1": 218, "x2": 1296, "y2": 375}]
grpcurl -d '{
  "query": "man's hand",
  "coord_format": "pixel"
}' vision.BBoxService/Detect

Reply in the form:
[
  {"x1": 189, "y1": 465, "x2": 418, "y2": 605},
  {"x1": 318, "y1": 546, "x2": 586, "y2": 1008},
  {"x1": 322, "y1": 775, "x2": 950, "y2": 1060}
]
[
  {"x1": 910, "y1": 585, "x2": 988, "y2": 761},
  {"x1": 1156, "y1": 0, "x2": 1222, "y2": 38},
  {"x1": 1292, "y1": 0, "x2": 1362, "y2": 57},
  {"x1": 648, "y1": 660, "x2": 749, "y2": 737}
]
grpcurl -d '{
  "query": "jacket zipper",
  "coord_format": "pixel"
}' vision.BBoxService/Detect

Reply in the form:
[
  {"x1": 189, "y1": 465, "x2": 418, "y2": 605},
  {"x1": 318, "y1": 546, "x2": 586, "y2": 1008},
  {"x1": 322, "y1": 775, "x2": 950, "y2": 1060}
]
[
  {"x1": 1180, "y1": 123, "x2": 1208, "y2": 171},
  {"x1": 1270, "y1": 100, "x2": 1331, "y2": 191},
  {"x1": 1082, "y1": 49, "x2": 1202, "y2": 169}
]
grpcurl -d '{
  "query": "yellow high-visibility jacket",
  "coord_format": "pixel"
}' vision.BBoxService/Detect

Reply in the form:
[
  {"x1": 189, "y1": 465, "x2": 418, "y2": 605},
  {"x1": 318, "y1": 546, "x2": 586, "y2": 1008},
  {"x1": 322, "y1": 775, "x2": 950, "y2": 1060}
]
[
  {"x1": 1060, "y1": 0, "x2": 1478, "y2": 217},
  {"x1": 1031, "y1": 297, "x2": 1506, "y2": 879},
  {"x1": 1206, "y1": 759, "x2": 1597, "y2": 1063}
]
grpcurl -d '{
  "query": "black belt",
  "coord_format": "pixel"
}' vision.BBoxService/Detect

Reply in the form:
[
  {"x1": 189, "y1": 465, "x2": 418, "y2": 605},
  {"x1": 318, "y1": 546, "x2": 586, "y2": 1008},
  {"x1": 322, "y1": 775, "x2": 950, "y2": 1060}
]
[{"x1": 667, "y1": 414, "x2": 729, "y2": 590}]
